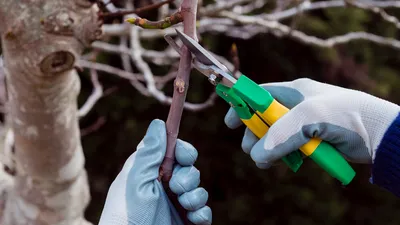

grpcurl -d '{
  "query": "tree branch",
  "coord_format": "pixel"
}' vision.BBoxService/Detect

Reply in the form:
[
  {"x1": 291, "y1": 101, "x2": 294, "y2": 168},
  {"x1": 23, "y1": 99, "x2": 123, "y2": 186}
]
[
  {"x1": 78, "y1": 59, "x2": 145, "y2": 81},
  {"x1": 80, "y1": 116, "x2": 106, "y2": 136},
  {"x1": 198, "y1": 0, "x2": 252, "y2": 16},
  {"x1": 220, "y1": 10, "x2": 400, "y2": 49},
  {"x1": 91, "y1": 41, "x2": 180, "y2": 66},
  {"x1": 78, "y1": 69, "x2": 103, "y2": 118},
  {"x1": 126, "y1": 11, "x2": 183, "y2": 29},
  {"x1": 159, "y1": 0, "x2": 198, "y2": 182},
  {"x1": 119, "y1": 35, "x2": 153, "y2": 96},
  {"x1": 78, "y1": 59, "x2": 216, "y2": 111},
  {"x1": 346, "y1": 0, "x2": 400, "y2": 29},
  {"x1": 129, "y1": 25, "x2": 170, "y2": 102},
  {"x1": 100, "y1": 0, "x2": 174, "y2": 18},
  {"x1": 263, "y1": 0, "x2": 400, "y2": 20}
]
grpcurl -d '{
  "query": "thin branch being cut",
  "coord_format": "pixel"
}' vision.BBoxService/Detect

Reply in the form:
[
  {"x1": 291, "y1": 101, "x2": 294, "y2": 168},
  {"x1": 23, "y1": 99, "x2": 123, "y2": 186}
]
[
  {"x1": 126, "y1": 11, "x2": 183, "y2": 29},
  {"x1": 159, "y1": 0, "x2": 198, "y2": 182},
  {"x1": 78, "y1": 69, "x2": 103, "y2": 118}
]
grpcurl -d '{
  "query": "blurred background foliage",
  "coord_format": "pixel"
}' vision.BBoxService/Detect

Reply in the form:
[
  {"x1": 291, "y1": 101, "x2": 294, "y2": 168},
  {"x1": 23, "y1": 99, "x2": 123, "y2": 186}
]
[{"x1": 2, "y1": 0, "x2": 400, "y2": 224}]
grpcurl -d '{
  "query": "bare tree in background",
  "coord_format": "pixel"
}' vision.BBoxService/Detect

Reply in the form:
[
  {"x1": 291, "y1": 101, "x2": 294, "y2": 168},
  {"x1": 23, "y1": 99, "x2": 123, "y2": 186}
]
[{"x1": 0, "y1": 0, "x2": 399, "y2": 224}]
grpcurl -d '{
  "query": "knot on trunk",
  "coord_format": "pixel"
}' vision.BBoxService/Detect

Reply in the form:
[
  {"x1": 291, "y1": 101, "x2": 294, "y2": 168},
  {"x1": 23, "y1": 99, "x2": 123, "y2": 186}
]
[
  {"x1": 41, "y1": 5, "x2": 101, "y2": 47},
  {"x1": 74, "y1": 16, "x2": 103, "y2": 46},
  {"x1": 40, "y1": 51, "x2": 75, "y2": 75},
  {"x1": 41, "y1": 10, "x2": 75, "y2": 36}
]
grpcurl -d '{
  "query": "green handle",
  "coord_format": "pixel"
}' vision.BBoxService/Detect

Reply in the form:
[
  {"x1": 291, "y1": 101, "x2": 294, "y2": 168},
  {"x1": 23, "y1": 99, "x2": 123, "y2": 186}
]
[
  {"x1": 216, "y1": 84, "x2": 304, "y2": 172},
  {"x1": 231, "y1": 74, "x2": 356, "y2": 185},
  {"x1": 309, "y1": 141, "x2": 356, "y2": 185}
]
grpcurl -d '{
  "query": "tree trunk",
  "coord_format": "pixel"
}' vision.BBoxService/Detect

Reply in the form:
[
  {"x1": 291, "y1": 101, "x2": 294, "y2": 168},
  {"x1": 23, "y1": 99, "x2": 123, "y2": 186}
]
[{"x1": 0, "y1": 1, "x2": 101, "y2": 224}]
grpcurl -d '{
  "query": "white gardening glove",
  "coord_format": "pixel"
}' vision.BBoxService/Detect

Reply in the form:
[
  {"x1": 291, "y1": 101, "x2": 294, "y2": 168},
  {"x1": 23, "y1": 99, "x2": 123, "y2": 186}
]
[{"x1": 225, "y1": 78, "x2": 400, "y2": 196}]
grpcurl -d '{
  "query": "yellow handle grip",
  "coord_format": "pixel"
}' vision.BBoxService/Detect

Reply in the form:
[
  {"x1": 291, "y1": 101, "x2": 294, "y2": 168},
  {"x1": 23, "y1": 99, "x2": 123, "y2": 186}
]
[
  {"x1": 257, "y1": 99, "x2": 321, "y2": 156},
  {"x1": 241, "y1": 114, "x2": 269, "y2": 139}
]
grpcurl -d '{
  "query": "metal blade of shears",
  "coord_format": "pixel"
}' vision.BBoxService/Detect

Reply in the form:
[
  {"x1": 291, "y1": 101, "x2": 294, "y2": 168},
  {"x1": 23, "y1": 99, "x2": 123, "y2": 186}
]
[
  {"x1": 164, "y1": 30, "x2": 301, "y2": 169},
  {"x1": 164, "y1": 31, "x2": 264, "y2": 119},
  {"x1": 166, "y1": 29, "x2": 237, "y2": 86},
  {"x1": 175, "y1": 30, "x2": 229, "y2": 72}
]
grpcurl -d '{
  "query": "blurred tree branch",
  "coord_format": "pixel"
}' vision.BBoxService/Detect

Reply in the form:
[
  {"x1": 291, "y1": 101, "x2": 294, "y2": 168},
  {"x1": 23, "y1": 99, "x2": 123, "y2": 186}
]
[
  {"x1": 220, "y1": 10, "x2": 400, "y2": 49},
  {"x1": 345, "y1": 0, "x2": 400, "y2": 29},
  {"x1": 88, "y1": 0, "x2": 400, "y2": 118}
]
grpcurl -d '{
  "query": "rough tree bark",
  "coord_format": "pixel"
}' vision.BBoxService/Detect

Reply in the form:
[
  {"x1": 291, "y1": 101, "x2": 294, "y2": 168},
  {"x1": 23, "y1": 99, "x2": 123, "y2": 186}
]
[{"x1": 0, "y1": 1, "x2": 101, "y2": 224}]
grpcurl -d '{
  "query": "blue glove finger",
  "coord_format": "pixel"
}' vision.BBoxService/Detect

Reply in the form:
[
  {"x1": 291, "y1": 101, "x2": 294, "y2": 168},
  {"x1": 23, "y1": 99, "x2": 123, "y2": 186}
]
[
  {"x1": 261, "y1": 85, "x2": 304, "y2": 109},
  {"x1": 175, "y1": 139, "x2": 198, "y2": 166},
  {"x1": 187, "y1": 206, "x2": 212, "y2": 225},
  {"x1": 169, "y1": 165, "x2": 201, "y2": 195},
  {"x1": 129, "y1": 119, "x2": 166, "y2": 187},
  {"x1": 241, "y1": 127, "x2": 259, "y2": 154},
  {"x1": 224, "y1": 107, "x2": 243, "y2": 129},
  {"x1": 255, "y1": 162, "x2": 271, "y2": 169},
  {"x1": 178, "y1": 187, "x2": 208, "y2": 211}
]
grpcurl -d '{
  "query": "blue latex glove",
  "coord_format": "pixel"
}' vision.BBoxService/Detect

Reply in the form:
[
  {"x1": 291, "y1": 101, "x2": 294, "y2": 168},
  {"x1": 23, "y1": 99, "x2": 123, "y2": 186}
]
[{"x1": 98, "y1": 119, "x2": 212, "y2": 225}]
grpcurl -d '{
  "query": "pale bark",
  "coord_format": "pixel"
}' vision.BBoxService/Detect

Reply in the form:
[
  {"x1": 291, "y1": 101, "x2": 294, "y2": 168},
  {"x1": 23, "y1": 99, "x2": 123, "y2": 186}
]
[{"x1": 0, "y1": 1, "x2": 101, "y2": 224}]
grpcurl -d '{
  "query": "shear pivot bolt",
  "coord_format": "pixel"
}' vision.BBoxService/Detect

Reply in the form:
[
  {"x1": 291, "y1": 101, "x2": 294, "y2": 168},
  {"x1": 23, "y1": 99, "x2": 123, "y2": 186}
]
[{"x1": 209, "y1": 74, "x2": 217, "y2": 85}]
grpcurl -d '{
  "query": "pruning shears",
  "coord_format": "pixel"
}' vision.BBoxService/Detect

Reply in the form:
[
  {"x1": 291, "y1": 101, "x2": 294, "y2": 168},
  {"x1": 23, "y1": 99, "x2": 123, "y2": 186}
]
[{"x1": 165, "y1": 29, "x2": 356, "y2": 185}]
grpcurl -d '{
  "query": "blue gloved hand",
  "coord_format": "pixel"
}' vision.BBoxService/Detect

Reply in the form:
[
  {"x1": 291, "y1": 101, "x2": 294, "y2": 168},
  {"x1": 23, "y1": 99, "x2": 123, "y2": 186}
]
[{"x1": 98, "y1": 119, "x2": 212, "y2": 225}]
